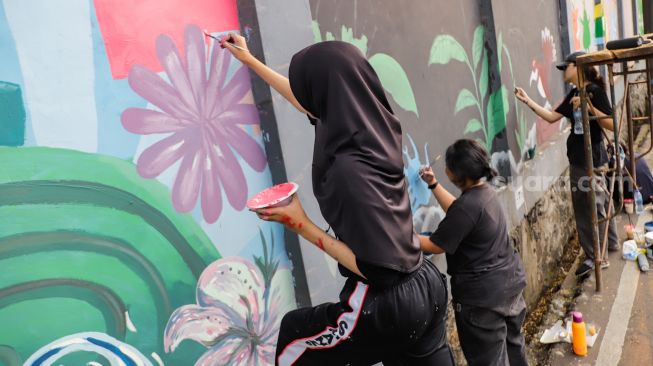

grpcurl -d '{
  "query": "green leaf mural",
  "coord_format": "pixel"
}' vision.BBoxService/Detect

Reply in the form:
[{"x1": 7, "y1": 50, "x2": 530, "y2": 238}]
[
  {"x1": 0, "y1": 147, "x2": 219, "y2": 364},
  {"x1": 369, "y1": 53, "x2": 419, "y2": 116},
  {"x1": 479, "y1": 51, "x2": 489, "y2": 102},
  {"x1": 339, "y1": 24, "x2": 369, "y2": 56},
  {"x1": 582, "y1": 7, "x2": 591, "y2": 50},
  {"x1": 429, "y1": 25, "x2": 504, "y2": 150},
  {"x1": 472, "y1": 26, "x2": 485, "y2": 69},
  {"x1": 486, "y1": 86, "x2": 509, "y2": 147},
  {"x1": 454, "y1": 88, "x2": 478, "y2": 115},
  {"x1": 428, "y1": 35, "x2": 469, "y2": 65},
  {"x1": 464, "y1": 119, "x2": 483, "y2": 134},
  {"x1": 313, "y1": 21, "x2": 417, "y2": 116},
  {"x1": 429, "y1": 26, "x2": 526, "y2": 155}
]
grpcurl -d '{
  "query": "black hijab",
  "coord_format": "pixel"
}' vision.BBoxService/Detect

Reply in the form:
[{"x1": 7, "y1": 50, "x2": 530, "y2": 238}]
[{"x1": 289, "y1": 41, "x2": 421, "y2": 274}]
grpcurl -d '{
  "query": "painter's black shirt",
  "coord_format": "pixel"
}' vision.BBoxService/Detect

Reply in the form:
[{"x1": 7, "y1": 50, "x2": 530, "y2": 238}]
[
  {"x1": 555, "y1": 83, "x2": 612, "y2": 168},
  {"x1": 430, "y1": 184, "x2": 526, "y2": 309}
]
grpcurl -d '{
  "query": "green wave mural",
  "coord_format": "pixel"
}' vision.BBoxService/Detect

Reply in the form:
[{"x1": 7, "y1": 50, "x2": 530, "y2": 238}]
[{"x1": 0, "y1": 147, "x2": 220, "y2": 364}]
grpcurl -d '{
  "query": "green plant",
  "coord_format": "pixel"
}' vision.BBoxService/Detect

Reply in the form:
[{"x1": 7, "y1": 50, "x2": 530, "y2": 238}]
[
  {"x1": 429, "y1": 26, "x2": 509, "y2": 151},
  {"x1": 313, "y1": 21, "x2": 419, "y2": 117},
  {"x1": 497, "y1": 33, "x2": 529, "y2": 156}
]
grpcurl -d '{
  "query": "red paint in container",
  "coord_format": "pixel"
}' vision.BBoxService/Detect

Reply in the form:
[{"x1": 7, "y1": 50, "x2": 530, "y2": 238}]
[{"x1": 247, "y1": 182, "x2": 299, "y2": 210}]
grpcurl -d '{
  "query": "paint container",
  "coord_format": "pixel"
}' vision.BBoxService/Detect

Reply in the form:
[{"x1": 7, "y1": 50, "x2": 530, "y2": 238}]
[
  {"x1": 624, "y1": 198, "x2": 634, "y2": 214},
  {"x1": 624, "y1": 224, "x2": 635, "y2": 240},
  {"x1": 646, "y1": 232, "x2": 653, "y2": 246},
  {"x1": 635, "y1": 231, "x2": 646, "y2": 246},
  {"x1": 622, "y1": 240, "x2": 639, "y2": 261},
  {"x1": 246, "y1": 182, "x2": 299, "y2": 210},
  {"x1": 645, "y1": 221, "x2": 653, "y2": 232}
]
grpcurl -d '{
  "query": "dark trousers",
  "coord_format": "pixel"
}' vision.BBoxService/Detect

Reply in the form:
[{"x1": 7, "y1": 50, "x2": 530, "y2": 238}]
[
  {"x1": 570, "y1": 165, "x2": 619, "y2": 261},
  {"x1": 275, "y1": 260, "x2": 455, "y2": 366},
  {"x1": 454, "y1": 297, "x2": 528, "y2": 366}
]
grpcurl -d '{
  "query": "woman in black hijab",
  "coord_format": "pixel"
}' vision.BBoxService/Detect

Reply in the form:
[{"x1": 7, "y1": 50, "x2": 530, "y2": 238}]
[{"x1": 223, "y1": 36, "x2": 454, "y2": 365}]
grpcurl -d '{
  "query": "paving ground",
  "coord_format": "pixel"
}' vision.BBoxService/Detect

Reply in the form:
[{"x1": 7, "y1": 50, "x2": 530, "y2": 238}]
[{"x1": 542, "y1": 133, "x2": 653, "y2": 365}]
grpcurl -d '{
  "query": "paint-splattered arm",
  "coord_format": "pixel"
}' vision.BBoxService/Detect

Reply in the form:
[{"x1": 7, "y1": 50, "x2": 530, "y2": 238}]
[
  {"x1": 256, "y1": 196, "x2": 365, "y2": 278},
  {"x1": 223, "y1": 33, "x2": 312, "y2": 117},
  {"x1": 297, "y1": 221, "x2": 365, "y2": 279}
]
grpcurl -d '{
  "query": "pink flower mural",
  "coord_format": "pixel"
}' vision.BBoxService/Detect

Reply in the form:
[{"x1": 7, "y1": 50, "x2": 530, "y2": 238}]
[
  {"x1": 122, "y1": 25, "x2": 266, "y2": 223},
  {"x1": 164, "y1": 235, "x2": 294, "y2": 366}
]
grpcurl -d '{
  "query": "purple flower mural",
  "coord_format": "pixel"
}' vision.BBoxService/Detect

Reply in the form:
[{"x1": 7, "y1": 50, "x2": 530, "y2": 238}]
[
  {"x1": 122, "y1": 24, "x2": 265, "y2": 223},
  {"x1": 164, "y1": 232, "x2": 294, "y2": 365}
]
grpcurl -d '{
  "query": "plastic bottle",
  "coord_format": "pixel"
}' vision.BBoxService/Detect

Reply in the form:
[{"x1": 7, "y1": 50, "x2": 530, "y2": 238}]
[
  {"x1": 637, "y1": 253, "x2": 649, "y2": 272},
  {"x1": 571, "y1": 311, "x2": 588, "y2": 356},
  {"x1": 573, "y1": 108, "x2": 584, "y2": 135},
  {"x1": 635, "y1": 188, "x2": 644, "y2": 214},
  {"x1": 623, "y1": 240, "x2": 639, "y2": 260}
]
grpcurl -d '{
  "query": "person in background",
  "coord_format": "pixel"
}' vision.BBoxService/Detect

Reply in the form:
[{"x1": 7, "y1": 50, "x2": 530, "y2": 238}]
[
  {"x1": 619, "y1": 142, "x2": 653, "y2": 203},
  {"x1": 419, "y1": 139, "x2": 528, "y2": 366},
  {"x1": 515, "y1": 51, "x2": 618, "y2": 277}
]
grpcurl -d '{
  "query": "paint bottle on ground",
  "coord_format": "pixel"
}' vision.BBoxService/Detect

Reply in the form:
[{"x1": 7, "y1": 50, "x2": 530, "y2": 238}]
[
  {"x1": 635, "y1": 189, "x2": 644, "y2": 214},
  {"x1": 637, "y1": 253, "x2": 649, "y2": 272},
  {"x1": 571, "y1": 311, "x2": 587, "y2": 356}
]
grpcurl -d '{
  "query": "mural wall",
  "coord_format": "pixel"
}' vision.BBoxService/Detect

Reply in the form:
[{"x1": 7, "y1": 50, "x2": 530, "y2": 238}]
[
  {"x1": 492, "y1": 0, "x2": 566, "y2": 154},
  {"x1": 0, "y1": 0, "x2": 296, "y2": 364},
  {"x1": 565, "y1": 0, "x2": 640, "y2": 53},
  {"x1": 308, "y1": 0, "x2": 570, "y2": 232}
]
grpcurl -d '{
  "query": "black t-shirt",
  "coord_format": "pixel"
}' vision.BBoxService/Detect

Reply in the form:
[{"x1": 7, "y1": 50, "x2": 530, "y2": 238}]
[
  {"x1": 430, "y1": 184, "x2": 526, "y2": 308},
  {"x1": 555, "y1": 83, "x2": 612, "y2": 168}
]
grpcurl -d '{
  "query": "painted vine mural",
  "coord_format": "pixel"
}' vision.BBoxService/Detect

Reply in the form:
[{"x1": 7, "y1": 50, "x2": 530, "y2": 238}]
[{"x1": 312, "y1": 11, "x2": 561, "y2": 233}]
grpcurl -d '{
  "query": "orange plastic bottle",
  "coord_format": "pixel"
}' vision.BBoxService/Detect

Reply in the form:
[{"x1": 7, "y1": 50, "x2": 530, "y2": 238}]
[{"x1": 571, "y1": 311, "x2": 587, "y2": 356}]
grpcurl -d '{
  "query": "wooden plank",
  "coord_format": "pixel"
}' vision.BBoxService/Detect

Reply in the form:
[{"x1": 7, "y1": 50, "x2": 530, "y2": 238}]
[{"x1": 576, "y1": 42, "x2": 653, "y2": 65}]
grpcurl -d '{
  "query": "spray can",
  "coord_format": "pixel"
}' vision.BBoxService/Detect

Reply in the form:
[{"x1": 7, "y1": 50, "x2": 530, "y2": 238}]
[
  {"x1": 571, "y1": 311, "x2": 588, "y2": 356},
  {"x1": 637, "y1": 253, "x2": 649, "y2": 272}
]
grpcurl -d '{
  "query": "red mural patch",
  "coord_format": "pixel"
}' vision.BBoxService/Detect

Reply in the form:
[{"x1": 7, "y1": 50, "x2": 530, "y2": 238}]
[{"x1": 93, "y1": 0, "x2": 239, "y2": 79}]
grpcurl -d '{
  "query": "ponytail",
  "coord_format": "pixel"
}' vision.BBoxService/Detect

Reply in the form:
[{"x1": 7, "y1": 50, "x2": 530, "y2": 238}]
[
  {"x1": 584, "y1": 66, "x2": 606, "y2": 91},
  {"x1": 485, "y1": 165, "x2": 498, "y2": 181}
]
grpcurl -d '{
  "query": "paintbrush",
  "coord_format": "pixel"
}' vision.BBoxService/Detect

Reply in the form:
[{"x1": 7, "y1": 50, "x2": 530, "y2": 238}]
[
  {"x1": 203, "y1": 30, "x2": 248, "y2": 52},
  {"x1": 418, "y1": 154, "x2": 441, "y2": 177},
  {"x1": 429, "y1": 154, "x2": 442, "y2": 167}
]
